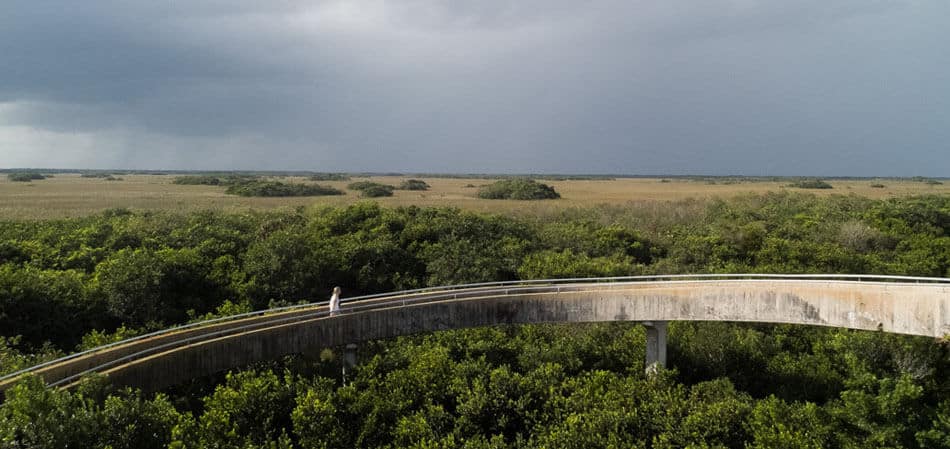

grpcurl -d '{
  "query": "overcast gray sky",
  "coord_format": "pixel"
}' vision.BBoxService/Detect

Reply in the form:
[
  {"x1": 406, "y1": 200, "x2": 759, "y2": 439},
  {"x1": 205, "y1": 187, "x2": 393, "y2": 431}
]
[{"x1": 1, "y1": 0, "x2": 948, "y2": 175}]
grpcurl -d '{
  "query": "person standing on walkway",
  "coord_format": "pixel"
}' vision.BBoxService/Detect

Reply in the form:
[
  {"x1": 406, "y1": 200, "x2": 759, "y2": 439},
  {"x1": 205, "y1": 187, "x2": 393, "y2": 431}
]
[{"x1": 329, "y1": 286, "x2": 342, "y2": 316}]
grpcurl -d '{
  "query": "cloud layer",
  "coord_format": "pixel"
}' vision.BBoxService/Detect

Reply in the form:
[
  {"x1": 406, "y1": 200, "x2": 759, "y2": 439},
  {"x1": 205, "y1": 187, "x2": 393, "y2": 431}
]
[{"x1": 2, "y1": 0, "x2": 948, "y2": 175}]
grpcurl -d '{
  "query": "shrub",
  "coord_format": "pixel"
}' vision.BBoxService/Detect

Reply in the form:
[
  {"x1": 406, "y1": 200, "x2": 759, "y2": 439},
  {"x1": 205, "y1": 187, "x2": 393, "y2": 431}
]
[
  {"x1": 477, "y1": 179, "x2": 560, "y2": 200},
  {"x1": 787, "y1": 179, "x2": 833, "y2": 189},
  {"x1": 348, "y1": 181, "x2": 396, "y2": 197},
  {"x1": 221, "y1": 175, "x2": 259, "y2": 186},
  {"x1": 837, "y1": 220, "x2": 881, "y2": 252},
  {"x1": 540, "y1": 175, "x2": 615, "y2": 181},
  {"x1": 172, "y1": 175, "x2": 223, "y2": 186},
  {"x1": 309, "y1": 173, "x2": 349, "y2": 181},
  {"x1": 870, "y1": 183, "x2": 886, "y2": 188},
  {"x1": 911, "y1": 176, "x2": 943, "y2": 185},
  {"x1": 399, "y1": 179, "x2": 430, "y2": 191},
  {"x1": 360, "y1": 184, "x2": 395, "y2": 197},
  {"x1": 225, "y1": 181, "x2": 344, "y2": 197},
  {"x1": 7, "y1": 173, "x2": 45, "y2": 182},
  {"x1": 82, "y1": 173, "x2": 123, "y2": 181},
  {"x1": 347, "y1": 181, "x2": 379, "y2": 191}
]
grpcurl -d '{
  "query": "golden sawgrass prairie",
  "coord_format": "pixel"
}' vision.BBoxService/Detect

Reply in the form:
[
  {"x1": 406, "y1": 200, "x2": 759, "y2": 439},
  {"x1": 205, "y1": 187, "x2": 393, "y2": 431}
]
[{"x1": 0, "y1": 174, "x2": 947, "y2": 220}]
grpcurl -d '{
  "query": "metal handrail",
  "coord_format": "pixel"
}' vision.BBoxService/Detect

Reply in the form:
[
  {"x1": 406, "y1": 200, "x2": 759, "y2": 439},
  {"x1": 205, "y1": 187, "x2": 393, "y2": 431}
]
[
  {"x1": 48, "y1": 308, "x2": 332, "y2": 387},
  {"x1": 50, "y1": 284, "x2": 563, "y2": 387},
  {"x1": 3, "y1": 273, "x2": 948, "y2": 385}
]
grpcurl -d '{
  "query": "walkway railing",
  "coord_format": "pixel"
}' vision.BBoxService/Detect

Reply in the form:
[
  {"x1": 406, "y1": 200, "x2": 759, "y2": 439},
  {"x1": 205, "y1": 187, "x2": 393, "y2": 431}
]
[{"x1": 2, "y1": 274, "x2": 948, "y2": 389}]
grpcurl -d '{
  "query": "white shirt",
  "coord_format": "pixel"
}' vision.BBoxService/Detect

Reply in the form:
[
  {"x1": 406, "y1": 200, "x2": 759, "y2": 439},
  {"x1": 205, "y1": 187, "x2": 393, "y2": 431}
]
[{"x1": 329, "y1": 289, "x2": 341, "y2": 315}]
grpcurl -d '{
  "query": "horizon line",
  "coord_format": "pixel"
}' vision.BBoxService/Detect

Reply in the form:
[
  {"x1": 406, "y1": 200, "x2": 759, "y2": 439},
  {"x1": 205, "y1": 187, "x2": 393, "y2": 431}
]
[{"x1": 0, "y1": 168, "x2": 946, "y2": 180}]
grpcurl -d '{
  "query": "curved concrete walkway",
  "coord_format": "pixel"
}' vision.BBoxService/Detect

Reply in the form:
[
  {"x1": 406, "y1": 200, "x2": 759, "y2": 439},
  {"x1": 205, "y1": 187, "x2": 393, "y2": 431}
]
[{"x1": 1, "y1": 275, "x2": 948, "y2": 393}]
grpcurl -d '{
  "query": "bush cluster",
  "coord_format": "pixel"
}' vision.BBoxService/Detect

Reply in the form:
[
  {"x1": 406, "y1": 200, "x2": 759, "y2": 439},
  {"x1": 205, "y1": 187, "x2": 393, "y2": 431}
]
[
  {"x1": 398, "y1": 179, "x2": 430, "y2": 191},
  {"x1": 477, "y1": 179, "x2": 560, "y2": 200},
  {"x1": 225, "y1": 181, "x2": 344, "y2": 197},
  {"x1": 348, "y1": 181, "x2": 395, "y2": 197},
  {"x1": 7, "y1": 173, "x2": 46, "y2": 182},
  {"x1": 172, "y1": 175, "x2": 224, "y2": 185},
  {"x1": 81, "y1": 173, "x2": 123, "y2": 181},
  {"x1": 787, "y1": 179, "x2": 833, "y2": 189},
  {"x1": 172, "y1": 175, "x2": 342, "y2": 197},
  {"x1": 309, "y1": 173, "x2": 350, "y2": 181}
]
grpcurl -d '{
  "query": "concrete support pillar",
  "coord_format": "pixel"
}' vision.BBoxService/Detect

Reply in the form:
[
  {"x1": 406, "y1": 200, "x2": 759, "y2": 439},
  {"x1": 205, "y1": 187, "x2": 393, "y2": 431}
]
[
  {"x1": 342, "y1": 343, "x2": 358, "y2": 383},
  {"x1": 643, "y1": 321, "x2": 668, "y2": 375}
]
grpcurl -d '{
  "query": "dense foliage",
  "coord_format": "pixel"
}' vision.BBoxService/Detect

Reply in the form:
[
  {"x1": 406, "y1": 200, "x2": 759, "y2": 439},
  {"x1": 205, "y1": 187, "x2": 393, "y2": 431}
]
[
  {"x1": 310, "y1": 173, "x2": 350, "y2": 181},
  {"x1": 0, "y1": 193, "x2": 947, "y2": 356},
  {"x1": 399, "y1": 179, "x2": 431, "y2": 191},
  {"x1": 1, "y1": 193, "x2": 949, "y2": 448},
  {"x1": 348, "y1": 181, "x2": 396, "y2": 197},
  {"x1": 347, "y1": 181, "x2": 380, "y2": 190},
  {"x1": 225, "y1": 181, "x2": 344, "y2": 197},
  {"x1": 79, "y1": 173, "x2": 115, "y2": 179},
  {"x1": 910, "y1": 177, "x2": 944, "y2": 185},
  {"x1": 788, "y1": 179, "x2": 833, "y2": 189},
  {"x1": 173, "y1": 175, "x2": 224, "y2": 185},
  {"x1": 361, "y1": 185, "x2": 395, "y2": 198},
  {"x1": 2, "y1": 322, "x2": 949, "y2": 449},
  {"x1": 7, "y1": 173, "x2": 45, "y2": 182},
  {"x1": 478, "y1": 180, "x2": 560, "y2": 200}
]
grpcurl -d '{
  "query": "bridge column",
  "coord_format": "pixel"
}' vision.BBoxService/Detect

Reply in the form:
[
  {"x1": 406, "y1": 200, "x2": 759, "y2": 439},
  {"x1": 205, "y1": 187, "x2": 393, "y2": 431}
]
[
  {"x1": 342, "y1": 343, "x2": 358, "y2": 383},
  {"x1": 643, "y1": 321, "x2": 667, "y2": 375}
]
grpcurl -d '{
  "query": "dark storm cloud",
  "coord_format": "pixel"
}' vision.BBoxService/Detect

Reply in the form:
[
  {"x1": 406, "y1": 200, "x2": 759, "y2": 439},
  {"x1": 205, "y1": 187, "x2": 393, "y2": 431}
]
[{"x1": 1, "y1": 0, "x2": 948, "y2": 175}]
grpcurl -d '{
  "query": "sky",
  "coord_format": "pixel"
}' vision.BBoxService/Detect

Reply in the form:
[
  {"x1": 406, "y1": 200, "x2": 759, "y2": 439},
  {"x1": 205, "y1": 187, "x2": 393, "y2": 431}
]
[{"x1": 1, "y1": 0, "x2": 948, "y2": 176}]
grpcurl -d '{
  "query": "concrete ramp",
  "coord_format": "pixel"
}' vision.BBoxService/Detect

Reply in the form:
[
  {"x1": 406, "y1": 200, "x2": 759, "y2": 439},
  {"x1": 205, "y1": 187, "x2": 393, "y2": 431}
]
[{"x1": 1, "y1": 275, "x2": 947, "y2": 393}]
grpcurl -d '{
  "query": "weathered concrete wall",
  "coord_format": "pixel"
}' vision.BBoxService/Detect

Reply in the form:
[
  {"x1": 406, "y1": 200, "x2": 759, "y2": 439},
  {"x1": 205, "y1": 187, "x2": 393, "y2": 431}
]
[
  {"x1": 0, "y1": 303, "x2": 332, "y2": 392},
  {"x1": 93, "y1": 280, "x2": 949, "y2": 392}
]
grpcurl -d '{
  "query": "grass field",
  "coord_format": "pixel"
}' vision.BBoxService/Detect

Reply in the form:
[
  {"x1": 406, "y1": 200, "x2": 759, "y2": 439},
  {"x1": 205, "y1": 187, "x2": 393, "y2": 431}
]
[{"x1": 1, "y1": 174, "x2": 948, "y2": 220}]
